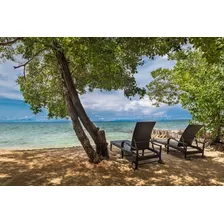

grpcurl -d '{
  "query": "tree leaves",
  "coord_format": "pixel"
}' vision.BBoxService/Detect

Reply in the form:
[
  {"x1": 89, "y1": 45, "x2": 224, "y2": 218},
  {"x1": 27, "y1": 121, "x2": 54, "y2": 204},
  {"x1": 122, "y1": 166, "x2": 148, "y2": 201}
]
[
  {"x1": 147, "y1": 49, "x2": 224, "y2": 140},
  {"x1": 1, "y1": 37, "x2": 186, "y2": 119}
]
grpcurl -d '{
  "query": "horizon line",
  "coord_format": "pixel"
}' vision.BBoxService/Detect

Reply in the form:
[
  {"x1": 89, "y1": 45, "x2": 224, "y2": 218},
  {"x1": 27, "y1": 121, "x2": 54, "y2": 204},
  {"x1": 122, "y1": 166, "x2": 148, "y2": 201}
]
[{"x1": 0, "y1": 118, "x2": 191, "y2": 123}]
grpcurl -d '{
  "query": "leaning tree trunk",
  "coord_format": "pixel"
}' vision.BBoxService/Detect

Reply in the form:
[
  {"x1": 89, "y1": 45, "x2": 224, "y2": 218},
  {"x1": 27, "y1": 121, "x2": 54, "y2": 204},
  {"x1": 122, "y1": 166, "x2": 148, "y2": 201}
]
[
  {"x1": 64, "y1": 90, "x2": 100, "y2": 163},
  {"x1": 62, "y1": 66, "x2": 109, "y2": 158},
  {"x1": 53, "y1": 41, "x2": 109, "y2": 159}
]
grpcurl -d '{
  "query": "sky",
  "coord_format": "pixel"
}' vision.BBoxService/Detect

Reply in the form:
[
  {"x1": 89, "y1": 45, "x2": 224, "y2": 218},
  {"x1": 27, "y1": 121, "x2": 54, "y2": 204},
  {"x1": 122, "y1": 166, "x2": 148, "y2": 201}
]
[{"x1": 0, "y1": 56, "x2": 191, "y2": 122}]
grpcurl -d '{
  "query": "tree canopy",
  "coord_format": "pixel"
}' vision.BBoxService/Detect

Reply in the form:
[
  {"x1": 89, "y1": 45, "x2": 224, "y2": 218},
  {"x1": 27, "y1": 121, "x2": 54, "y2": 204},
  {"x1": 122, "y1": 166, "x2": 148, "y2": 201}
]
[
  {"x1": 147, "y1": 49, "x2": 224, "y2": 141},
  {"x1": 0, "y1": 37, "x2": 187, "y2": 118},
  {"x1": 190, "y1": 37, "x2": 224, "y2": 64}
]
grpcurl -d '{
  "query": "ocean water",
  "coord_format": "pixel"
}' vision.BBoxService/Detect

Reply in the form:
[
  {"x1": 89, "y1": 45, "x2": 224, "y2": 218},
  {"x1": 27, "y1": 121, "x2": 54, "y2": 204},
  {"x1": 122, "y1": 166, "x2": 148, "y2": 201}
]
[{"x1": 0, "y1": 120, "x2": 189, "y2": 149}]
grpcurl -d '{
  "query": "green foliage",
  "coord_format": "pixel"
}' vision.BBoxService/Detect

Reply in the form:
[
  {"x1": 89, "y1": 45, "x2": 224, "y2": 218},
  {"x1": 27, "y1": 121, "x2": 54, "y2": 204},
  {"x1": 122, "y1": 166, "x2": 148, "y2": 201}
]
[
  {"x1": 147, "y1": 50, "x2": 224, "y2": 141},
  {"x1": 190, "y1": 37, "x2": 224, "y2": 64},
  {"x1": 0, "y1": 37, "x2": 187, "y2": 119},
  {"x1": 148, "y1": 68, "x2": 180, "y2": 106}
]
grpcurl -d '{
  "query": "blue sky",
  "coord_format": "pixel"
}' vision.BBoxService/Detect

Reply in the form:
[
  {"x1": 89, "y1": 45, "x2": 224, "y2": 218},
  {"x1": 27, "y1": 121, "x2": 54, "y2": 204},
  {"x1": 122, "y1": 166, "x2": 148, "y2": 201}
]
[{"x1": 0, "y1": 56, "x2": 191, "y2": 122}]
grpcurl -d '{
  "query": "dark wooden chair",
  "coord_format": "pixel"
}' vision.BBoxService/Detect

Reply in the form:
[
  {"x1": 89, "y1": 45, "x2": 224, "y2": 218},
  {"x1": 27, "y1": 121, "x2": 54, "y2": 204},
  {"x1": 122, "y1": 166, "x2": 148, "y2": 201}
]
[
  {"x1": 110, "y1": 122, "x2": 163, "y2": 170},
  {"x1": 153, "y1": 124, "x2": 205, "y2": 159}
]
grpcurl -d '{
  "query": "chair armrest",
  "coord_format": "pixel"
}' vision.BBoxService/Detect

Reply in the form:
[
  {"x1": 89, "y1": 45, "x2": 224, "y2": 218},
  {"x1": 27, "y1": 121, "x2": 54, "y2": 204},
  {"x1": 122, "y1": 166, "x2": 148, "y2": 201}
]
[
  {"x1": 195, "y1": 140, "x2": 204, "y2": 144},
  {"x1": 194, "y1": 138, "x2": 210, "y2": 149},
  {"x1": 195, "y1": 138, "x2": 209, "y2": 144},
  {"x1": 151, "y1": 140, "x2": 163, "y2": 147},
  {"x1": 122, "y1": 140, "x2": 152, "y2": 150},
  {"x1": 151, "y1": 140, "x2": 162, "y2": 151},
  {"x1": 134, "y1": 140, "x2": 153, "y2": 150},
  {"x1": 135, "y1": 140, "x2": 151, "y2": 144},
  {"x1": 121, "y1": 140, "x2": 136, "y2": 150},
  {"x1": 168, "y1": 137, "x2": 187, "y2": 146}
]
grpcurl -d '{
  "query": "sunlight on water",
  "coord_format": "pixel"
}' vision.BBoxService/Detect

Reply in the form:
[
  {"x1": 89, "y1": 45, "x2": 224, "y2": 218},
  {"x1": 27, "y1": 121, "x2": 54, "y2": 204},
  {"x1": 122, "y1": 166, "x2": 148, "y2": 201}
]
[{"x1": 0, "y1": 120, "x2": 189, "y2": 149}]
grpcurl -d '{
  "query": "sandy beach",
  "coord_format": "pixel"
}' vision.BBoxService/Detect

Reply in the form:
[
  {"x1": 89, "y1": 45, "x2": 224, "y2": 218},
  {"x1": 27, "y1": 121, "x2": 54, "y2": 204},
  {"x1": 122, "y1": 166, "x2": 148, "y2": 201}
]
[{"x1": 0, "y1": 145, "x2": 223, "y2": 186}]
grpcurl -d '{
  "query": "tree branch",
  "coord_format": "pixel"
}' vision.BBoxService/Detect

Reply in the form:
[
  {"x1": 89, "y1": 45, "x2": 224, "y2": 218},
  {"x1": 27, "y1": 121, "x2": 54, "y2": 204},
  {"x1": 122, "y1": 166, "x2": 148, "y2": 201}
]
[
  {"x1": 13, "y1": 58, "x2": 33, "y2": 69},
  {"x1": 13, "y1": 57, "x2": 34, "y2": 80},
  {"x1": 13, "y1": 50, "x2": 44, "y2": 80},
  {"x1": 0, "y1": 37, "x2": 24, "y2": 46},
  {"x1": 14, "y1": 64, "x2": 27, "y2": 80}
]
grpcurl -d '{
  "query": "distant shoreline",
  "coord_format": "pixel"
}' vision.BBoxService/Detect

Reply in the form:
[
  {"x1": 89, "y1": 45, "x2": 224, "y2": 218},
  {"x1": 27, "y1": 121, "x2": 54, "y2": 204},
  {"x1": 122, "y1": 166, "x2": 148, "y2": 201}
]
[
  {"x1": 0, "y1": 146, "x2": 79, "y2": 151},
  {"x1": 0, "y1": 118, "x2": 191, "y2": 123}
]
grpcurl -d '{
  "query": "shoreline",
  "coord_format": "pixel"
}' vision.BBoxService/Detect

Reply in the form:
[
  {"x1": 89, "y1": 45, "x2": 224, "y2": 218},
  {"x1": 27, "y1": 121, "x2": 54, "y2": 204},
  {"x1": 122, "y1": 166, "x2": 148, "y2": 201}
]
[
  {"x1": 0, "y1": 119, "x2": 191, "y2": 123},
  {"x1": 0, "y1": 146, "x2": 81, "y2": 151}
]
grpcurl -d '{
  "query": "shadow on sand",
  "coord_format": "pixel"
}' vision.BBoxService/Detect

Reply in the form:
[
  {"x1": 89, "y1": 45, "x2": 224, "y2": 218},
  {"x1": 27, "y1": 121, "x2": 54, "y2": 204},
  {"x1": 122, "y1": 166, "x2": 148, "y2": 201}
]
[{"x1": 0, "y1": 147, "x2": 223, "y2": 186}]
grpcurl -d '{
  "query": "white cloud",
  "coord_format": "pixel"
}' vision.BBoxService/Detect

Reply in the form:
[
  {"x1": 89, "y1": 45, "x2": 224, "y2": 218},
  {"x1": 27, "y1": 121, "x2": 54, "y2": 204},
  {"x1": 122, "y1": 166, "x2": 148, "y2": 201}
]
[
  {"x1": 134, "y1": 56, "x2": 175, "y2": 87},
  {"x1": 81, "y1": 91, "x2": 169, "y2": 119},
  {"x1": 153, "y1": 111, "x2": 166, "y2": 117},
  {"x1": 123, "y1": 97, "x2": 157, "y2": 114},
  {"x1": 0, "y1": 56, "x2": 190, "y2": 121},
  {"x1": 0, "y1": 79, "x2": 20, "y2": 90},
  {"x1": 0, "y1": 92, "x2": 23, "y2": 100},
  {"x1": 0, "y1": 60, "x2": 23, "y2": 100},
  {"x1": 81, "y1": 90, "x2": 126, "y2": 112},
  {"x1": 161, "y1": 55, "x2": 168, "y2": 60},
  {"x1": 80, "y1": 56, "x2": 175, "y2": 116}
]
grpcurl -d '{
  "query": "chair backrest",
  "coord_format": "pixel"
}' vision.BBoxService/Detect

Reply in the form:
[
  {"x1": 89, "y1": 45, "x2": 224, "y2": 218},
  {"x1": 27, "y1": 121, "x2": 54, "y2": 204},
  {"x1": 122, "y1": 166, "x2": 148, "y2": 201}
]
[
  {"x1": 178, "y1": 124, "x2": 203, "y2": 146},
  {"x1": 131, "y1": 122, "x2": 156, "y2": 150}
]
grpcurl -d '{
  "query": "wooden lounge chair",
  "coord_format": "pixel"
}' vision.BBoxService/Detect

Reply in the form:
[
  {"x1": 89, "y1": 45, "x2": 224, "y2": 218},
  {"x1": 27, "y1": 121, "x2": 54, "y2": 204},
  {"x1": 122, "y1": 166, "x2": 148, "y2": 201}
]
[
  {"x1": 153, "y1": 124, "x2": 205, "y2": 159},
  {"x1": 110, "y1": 122, "x2": 162, "y2": 170}
]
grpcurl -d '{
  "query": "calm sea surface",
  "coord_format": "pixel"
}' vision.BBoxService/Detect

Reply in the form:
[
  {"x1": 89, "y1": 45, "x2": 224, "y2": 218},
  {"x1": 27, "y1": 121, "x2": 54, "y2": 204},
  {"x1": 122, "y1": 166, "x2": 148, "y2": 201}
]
[{"x1": 0, "y1": 120, "x2": 189, "y2": 149}]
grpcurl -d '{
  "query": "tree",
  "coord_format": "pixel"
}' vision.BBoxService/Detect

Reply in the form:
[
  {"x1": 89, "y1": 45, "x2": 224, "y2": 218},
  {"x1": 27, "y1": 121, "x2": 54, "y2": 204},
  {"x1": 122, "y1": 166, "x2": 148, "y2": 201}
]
[
  {"x1": 0, "y1": 37, "x2": 187, "y2": 163},
  {"x1": 147, "y1": 49, "x2": 224, "y2": 142},
  {"x1": 190, "y1": 37, "x2": 224, "y2": 64}
]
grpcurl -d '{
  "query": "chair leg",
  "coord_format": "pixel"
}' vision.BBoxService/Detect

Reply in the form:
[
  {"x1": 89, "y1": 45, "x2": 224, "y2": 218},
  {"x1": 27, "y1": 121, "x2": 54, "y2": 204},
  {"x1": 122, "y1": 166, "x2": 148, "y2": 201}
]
[
  {"x1": 135, "y1": 158, "x2": 138, "y2": 170},
  {"x1": 110, "y1": 143, "x2": 112, "y2": 151},
  {"x1": 131, "y1": 155, "x2": 139, "y2": 170},
  {"x1": 135, "y1": 161, "x2": 138, "y2": 170},
  {"x1": 202, "y1": 149, "x2": 205, "y2": 158},
  {"x1": 158, "y1": 149, "x2": 163, "y2": 163},
  {"x1": 167, "y1": 145, "x2": 169, "y2": 154},
  {"x1": 121, "y1": 150, "x2": 124, "y2": 158},
  {"x1": 132, "y1": 161, "x2": 138, "y2": 170}
]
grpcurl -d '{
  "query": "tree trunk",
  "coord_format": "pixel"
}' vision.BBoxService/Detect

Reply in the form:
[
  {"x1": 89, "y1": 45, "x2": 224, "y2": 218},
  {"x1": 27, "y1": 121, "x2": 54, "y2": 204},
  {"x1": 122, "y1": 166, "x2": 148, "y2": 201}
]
[
  {"x1": 64, "y1": 90, "x2": 100, "y2": 163},
  {"x1": 96, "y1": 129, "x2": 109, "y2": 158},
  {"x1": 62, "y1": 62, "x2": 109, "y2": 158},
  {"x1": 214, "y1": 112, "x2": 222, "y2": 143},
  {"x1": 53, "y1": 41, "x2": 109, "y2": 159}
]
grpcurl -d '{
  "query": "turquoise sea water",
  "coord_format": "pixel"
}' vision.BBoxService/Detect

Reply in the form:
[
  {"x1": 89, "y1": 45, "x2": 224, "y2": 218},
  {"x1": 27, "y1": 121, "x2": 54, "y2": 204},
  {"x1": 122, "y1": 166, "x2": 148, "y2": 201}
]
[{"x1": 0, "y1": 120, "x2": 189, "y2": 149}]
